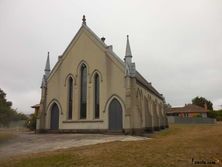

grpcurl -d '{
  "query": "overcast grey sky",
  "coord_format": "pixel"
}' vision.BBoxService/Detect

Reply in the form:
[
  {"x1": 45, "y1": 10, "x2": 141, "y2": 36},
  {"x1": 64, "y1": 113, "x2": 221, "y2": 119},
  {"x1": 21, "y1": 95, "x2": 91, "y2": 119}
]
[{"x1": 0, "y1": 0, "x2": 222, "y2": 114}]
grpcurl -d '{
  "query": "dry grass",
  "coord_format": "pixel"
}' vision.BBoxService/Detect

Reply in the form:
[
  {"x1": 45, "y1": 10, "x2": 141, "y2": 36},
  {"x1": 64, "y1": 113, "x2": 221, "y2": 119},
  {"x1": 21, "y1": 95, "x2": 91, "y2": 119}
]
[{"x1": 1, "y1": 124, "x2": 222, "y2": 167}]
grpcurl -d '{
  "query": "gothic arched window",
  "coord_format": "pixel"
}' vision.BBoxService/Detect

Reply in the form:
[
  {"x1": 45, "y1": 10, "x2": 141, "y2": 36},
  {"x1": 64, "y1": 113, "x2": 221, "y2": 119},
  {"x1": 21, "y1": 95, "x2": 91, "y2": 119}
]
[
  {"x1": 68, "y1": 77, "x2": 73, "y2": 119},
  {"x1": 80, "y1": 64, "x2": 87, "y2": 119},
  {"x1": 94, "y1": 73, "x2": 100, "y2": 119}
]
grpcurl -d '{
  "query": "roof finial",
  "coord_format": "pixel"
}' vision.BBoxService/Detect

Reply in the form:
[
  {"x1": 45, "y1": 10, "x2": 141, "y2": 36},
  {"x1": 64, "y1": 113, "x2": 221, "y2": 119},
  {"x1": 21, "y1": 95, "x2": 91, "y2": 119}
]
[{"x1": 82, "y1": 15, "x2": 86, "y2": 25}]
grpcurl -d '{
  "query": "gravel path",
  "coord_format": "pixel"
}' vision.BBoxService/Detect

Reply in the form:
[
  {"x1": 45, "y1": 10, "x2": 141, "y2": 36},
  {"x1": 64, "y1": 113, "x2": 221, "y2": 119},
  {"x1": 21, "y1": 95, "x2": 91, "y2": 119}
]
[{"x1": 0, "y1": 132, "x2": 148, "y2": 159}]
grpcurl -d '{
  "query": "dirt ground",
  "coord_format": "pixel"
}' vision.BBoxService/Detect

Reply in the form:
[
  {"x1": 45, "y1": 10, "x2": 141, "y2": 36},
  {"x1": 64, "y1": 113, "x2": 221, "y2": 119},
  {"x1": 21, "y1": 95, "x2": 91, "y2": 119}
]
[
  {"x1": 1, "y1": 124, "x2": 222, "y2": 167},
  {"x1": 0, "y1": 131, "x2": 148, "y2": 160}
]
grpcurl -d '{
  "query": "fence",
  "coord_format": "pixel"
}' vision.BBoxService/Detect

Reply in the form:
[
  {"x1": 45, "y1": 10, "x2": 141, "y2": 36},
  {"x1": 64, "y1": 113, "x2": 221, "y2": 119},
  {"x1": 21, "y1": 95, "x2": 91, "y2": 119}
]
[
  {"x1": 0, "y1": 120, "x2": 26, "y2": 128},
  {"x1": 167, "y1": 116, "x2": 216, "y2": 124}
]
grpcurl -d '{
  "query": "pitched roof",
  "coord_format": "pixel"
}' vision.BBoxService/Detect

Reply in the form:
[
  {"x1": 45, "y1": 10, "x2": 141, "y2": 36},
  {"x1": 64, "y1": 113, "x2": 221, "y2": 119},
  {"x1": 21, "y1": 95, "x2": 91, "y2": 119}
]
[
  {"x1": 168, "y1": 104, "x2": 208, "y2": 113},
  {"x1": 46, "y1": 17, "x2": 163, "y2": 99},
  {"x1": 135, "y1": 71, "x2": 163, "y2": 99},
  {"x1": 47, "y1": 23, "x2": 126, "y2": 81}
]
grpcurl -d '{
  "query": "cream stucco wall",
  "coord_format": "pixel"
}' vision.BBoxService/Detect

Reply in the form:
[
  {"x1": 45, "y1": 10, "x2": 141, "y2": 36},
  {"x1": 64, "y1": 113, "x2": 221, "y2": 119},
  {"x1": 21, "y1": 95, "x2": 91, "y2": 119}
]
[
  {"x1": 135, "y1": 81, "x2": 165, "y2": 129},
  {"x1": 44, "y1": 27, "x2": 127, "y2": 130}
]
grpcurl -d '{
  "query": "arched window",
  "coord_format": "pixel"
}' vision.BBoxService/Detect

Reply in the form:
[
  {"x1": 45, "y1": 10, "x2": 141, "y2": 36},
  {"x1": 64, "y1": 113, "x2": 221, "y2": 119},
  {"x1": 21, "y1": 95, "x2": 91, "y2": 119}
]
[
  {"x1": 68, "y1": 77, "x2": 73, "y2": 119},
  {"x1": 94, "y1": 73, "x2": 100, "y2": 119},
  {"x1": 80, "y1": 64, "x2": 87, "y2": 119}
]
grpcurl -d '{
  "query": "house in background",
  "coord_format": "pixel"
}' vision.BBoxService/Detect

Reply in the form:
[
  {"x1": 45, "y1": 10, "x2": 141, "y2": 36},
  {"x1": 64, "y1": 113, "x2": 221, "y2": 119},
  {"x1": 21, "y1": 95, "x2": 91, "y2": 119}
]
[{"x1": 167, "y1": 104, "x2": 208, "y2": 118}]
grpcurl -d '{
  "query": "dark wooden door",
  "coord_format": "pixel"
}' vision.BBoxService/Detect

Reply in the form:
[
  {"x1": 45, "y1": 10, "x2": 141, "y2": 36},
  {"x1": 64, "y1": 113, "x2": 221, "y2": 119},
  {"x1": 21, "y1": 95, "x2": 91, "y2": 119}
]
[
  {"x1": 108, "y1": 99, "x2": 123, "y2": 131},
  {"x1": 50, "y1": 103, "x2": 59, "y2": 130}
]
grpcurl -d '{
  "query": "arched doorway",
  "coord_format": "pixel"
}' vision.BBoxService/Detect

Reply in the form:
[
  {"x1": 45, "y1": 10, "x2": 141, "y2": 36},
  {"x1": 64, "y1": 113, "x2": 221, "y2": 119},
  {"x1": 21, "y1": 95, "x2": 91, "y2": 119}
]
[
  {"x1": 108, "y1": 98, "x2": 123, "y2": 131},
  {"x1": 50, "y1": 103, "x2": 59, "y2": 130}
]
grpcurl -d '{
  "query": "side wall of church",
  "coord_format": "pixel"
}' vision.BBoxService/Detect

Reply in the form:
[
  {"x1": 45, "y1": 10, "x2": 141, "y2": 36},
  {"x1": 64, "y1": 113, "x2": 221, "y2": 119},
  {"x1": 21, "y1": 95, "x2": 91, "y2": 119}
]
[
  {"x1": 134, "y1": 82, "x2": 167, "y2": 131},
  {"x1": 44, "y1": 29, "x2": 128, "y2": 130}
]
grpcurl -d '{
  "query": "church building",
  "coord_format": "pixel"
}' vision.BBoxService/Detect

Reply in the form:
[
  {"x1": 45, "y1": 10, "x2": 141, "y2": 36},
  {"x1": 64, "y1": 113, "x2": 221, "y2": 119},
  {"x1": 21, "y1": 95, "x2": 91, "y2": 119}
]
[{"x1": 36, "y1": 16, "x2": 168, "y2": 135}]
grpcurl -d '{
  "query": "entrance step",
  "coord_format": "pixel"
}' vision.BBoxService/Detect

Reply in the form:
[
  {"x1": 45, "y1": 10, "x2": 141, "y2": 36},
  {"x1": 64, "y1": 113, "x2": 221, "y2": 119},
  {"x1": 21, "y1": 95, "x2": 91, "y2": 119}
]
[
  {"x1": 47, "y1": 130, "x2": 60, "y2": 133},
  {"x1": 106, "y1": 130, "x2": 123, "y2": 135}
]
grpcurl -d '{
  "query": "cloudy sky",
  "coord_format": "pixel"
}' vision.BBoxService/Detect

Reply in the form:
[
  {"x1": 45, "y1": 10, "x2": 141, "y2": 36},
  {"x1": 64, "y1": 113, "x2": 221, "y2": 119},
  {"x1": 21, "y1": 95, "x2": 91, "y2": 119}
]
[{"x1": 0, "y1": 0, "x2": 222, "y2": 114}]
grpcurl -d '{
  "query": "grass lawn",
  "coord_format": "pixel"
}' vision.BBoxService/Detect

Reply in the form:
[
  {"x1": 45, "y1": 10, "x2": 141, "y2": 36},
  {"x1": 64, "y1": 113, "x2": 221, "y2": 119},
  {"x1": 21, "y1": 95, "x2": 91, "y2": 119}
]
[{"x1": 1, "y1": 124, "x2": 222, "y2": 167}]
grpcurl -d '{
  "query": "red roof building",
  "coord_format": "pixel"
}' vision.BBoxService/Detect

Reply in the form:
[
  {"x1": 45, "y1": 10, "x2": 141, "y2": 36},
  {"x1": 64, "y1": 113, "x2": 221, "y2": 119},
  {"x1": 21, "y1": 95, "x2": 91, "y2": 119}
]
[{"x1": 167, "y1": 104, "x2": 208, "y2": 118}]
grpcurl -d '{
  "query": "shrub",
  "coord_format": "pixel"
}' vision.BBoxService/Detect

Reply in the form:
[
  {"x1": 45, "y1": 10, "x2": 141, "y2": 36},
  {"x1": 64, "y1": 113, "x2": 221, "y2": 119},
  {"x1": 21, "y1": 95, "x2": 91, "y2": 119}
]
[
  {"x1": 208, "y1": 110, "x2": 222, "y2": 121},
  {"x1": 207, "y1": 111, "x2": 217, "y2": 118},
  {"x1": 193, "y1": 114, "x2": 202, "y2": 118},
  {"x1": 25, "y1": 113, "x2": 37, "y2": 130}
]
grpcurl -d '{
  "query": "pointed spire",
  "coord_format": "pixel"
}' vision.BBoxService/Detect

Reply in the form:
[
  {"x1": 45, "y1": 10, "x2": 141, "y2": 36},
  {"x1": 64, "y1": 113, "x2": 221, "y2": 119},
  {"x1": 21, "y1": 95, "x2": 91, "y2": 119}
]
[
  {"x1": 82, "y1": 15, "x2": 86, "y2": 25},
  {"x1": 44, "y1": 52, "x2": 51, "y2": 77},
  {"x1": 124, "y1": 35, "x2": 136, "y2": 77},
  {"x1": 125, "y1": 35, "x2": 132, "y2": 58}
]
